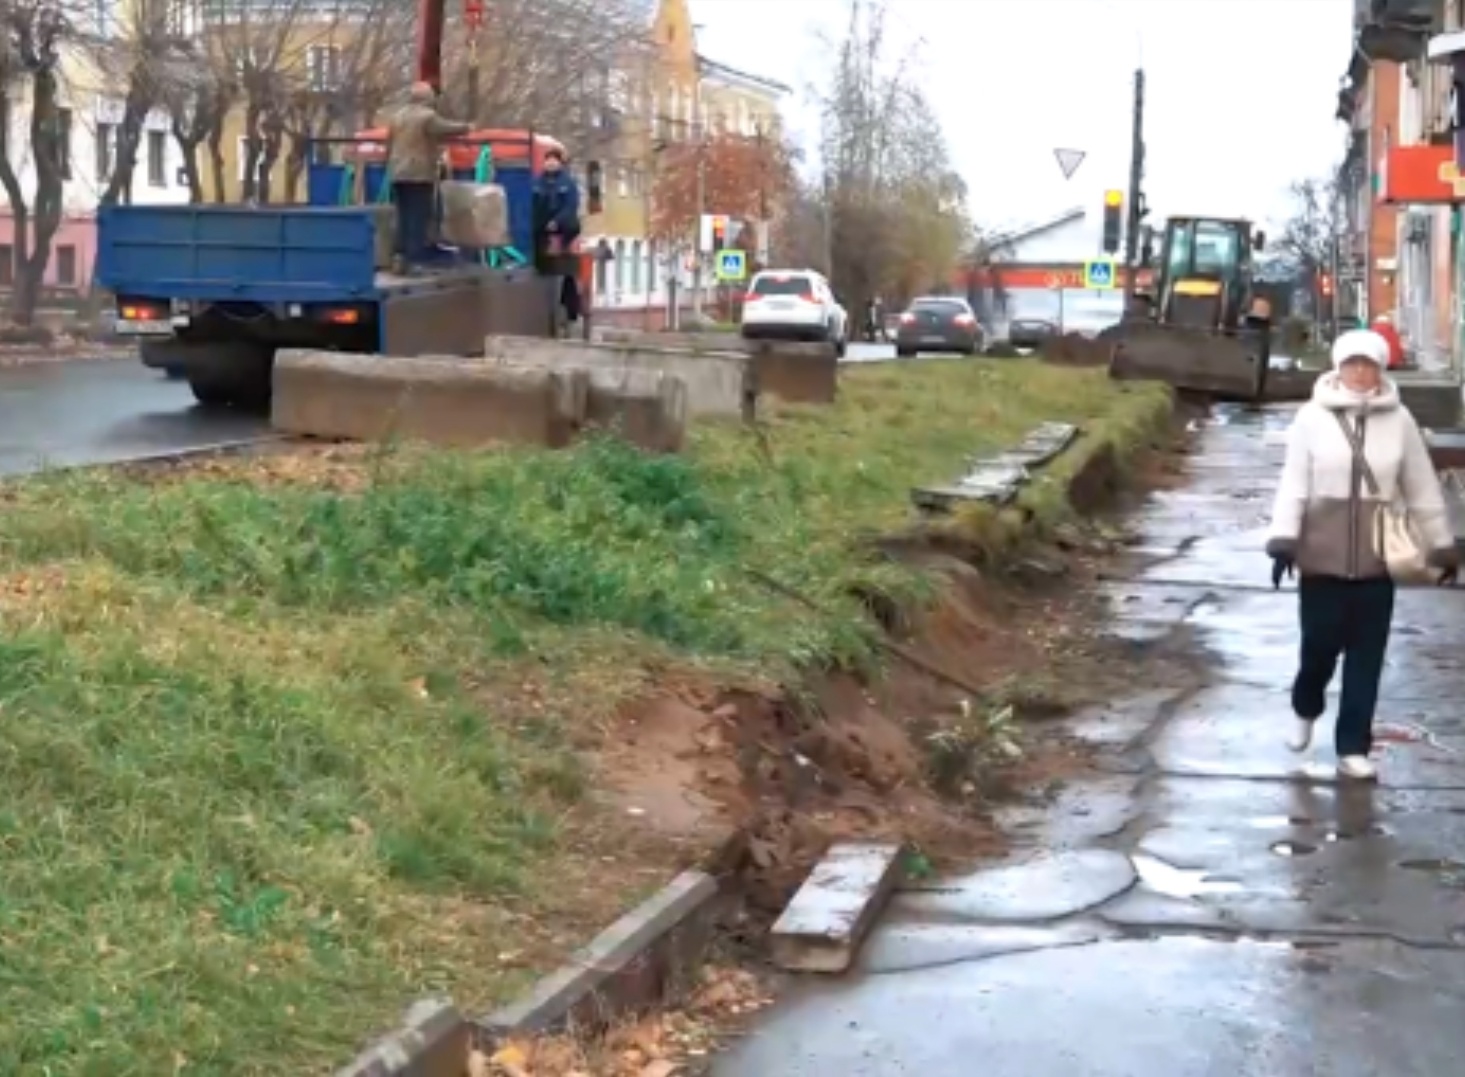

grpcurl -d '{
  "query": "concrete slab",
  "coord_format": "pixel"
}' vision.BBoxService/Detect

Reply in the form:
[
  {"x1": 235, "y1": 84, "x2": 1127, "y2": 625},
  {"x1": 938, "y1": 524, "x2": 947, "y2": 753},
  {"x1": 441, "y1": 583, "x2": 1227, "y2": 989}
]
[
  {"x1": 271, "y1": 351, "x2": 587, "y2": 448},
  {"x1": 770, "y1": 842, "x2": 904, "y2": 973},
  {"x1": 484, "y1": 334, "x2": 753, "y2": 418}
]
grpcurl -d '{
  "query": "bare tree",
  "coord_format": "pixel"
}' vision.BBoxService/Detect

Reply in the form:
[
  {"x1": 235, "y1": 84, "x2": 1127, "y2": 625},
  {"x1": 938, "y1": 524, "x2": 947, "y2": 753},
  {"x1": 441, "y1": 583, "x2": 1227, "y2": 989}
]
[
  {"x1": 811, "y1": 0, "x2": 972, "y2": 312},
  {"x1": 441, "y1": 0, "x2": 652, "y2": 152},
  {"x1": 1278, "y1": 170, "x2": 1344, "y2": 281},
  {"x1": 91, "y1": 0, "x2": 198, "y2": 206},
  {"x1": 0, "y1": 0, "x2": 70, "y2": 326}
]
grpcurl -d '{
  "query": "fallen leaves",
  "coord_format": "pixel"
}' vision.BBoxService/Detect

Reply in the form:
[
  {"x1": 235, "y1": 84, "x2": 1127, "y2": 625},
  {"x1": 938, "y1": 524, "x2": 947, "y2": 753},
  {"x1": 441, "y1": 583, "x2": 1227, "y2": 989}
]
[{"x1": 471, "y1": 966, "x2": 774, "y2": 1076}]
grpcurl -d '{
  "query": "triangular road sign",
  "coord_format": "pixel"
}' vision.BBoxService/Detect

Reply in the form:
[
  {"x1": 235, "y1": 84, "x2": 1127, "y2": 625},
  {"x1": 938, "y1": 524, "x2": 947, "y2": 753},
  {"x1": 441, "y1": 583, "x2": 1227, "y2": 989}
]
[{"x1": 1054, "y1": 148, "x2": 1086, "y2": 180}]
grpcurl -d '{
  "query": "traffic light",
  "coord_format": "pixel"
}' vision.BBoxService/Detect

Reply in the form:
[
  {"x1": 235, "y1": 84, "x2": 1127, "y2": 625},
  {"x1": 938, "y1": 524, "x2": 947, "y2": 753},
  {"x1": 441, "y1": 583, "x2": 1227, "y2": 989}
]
[
  {"x1": 1102, "y1": 190, "x2": 1123, "y2": 254},
  {"x1": 711, "y1": 216, "x2": 727, "y2": 253},
  {"x1": 1319, "y1": 273, "x2": 1333, "y2": 297}
]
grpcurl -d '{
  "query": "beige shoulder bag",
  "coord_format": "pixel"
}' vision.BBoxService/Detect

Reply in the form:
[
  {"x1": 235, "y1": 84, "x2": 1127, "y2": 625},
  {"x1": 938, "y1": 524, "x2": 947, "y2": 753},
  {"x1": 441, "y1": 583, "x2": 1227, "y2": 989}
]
[{"x1": 1334, "y1": 411, "x2": 1432, "y2": 582}]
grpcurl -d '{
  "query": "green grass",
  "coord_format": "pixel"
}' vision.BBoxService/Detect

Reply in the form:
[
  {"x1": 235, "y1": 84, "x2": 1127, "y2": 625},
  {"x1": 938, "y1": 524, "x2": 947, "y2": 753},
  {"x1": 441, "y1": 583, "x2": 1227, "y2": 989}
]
[{"x1": 0, "y1": 360, "x2": 1170, "y2": 1074}]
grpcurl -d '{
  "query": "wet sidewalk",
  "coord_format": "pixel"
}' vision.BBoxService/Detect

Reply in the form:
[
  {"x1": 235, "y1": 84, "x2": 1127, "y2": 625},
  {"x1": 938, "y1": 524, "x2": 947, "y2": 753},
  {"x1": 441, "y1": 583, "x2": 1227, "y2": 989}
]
[{"x1": 716, "y1": 405, "x2": 1465, "y2": 1077}]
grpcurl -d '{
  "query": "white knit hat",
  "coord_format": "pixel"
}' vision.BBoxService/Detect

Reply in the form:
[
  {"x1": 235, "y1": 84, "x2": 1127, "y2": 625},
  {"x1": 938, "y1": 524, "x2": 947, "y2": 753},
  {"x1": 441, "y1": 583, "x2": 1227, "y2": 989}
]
[{"x1": 1331, "y1": 328, "x2": 1390, "y2": 369}]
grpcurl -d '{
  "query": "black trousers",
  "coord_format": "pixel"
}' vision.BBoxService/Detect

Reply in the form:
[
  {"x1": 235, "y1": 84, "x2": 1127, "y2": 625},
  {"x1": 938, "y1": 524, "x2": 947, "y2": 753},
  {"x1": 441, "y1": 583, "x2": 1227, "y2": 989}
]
[
  {"x1": 392, "y1": 181, "x2": 435, "y2": 264},
  {"x1": 1292, "y1": 575, "x2": 1395, "y2": 756}
]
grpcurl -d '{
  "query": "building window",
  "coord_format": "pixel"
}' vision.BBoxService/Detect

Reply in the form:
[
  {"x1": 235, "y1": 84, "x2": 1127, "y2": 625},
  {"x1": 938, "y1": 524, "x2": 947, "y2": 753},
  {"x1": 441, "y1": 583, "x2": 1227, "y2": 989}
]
[
  {"x1": 613, "y1": 239, "x2": 626, "y2": 292},
  {"x1": 615, "y1": 165, "x2": 629, "y2": 197},
  {"x1": 0, "y1": 245, "x2": 12, "y2": 287},
  {"x1": 594, "y1": 243, "x2": 608, "y2": 294},
  {"x1": 96, "y1": 122, "x2": 114, "y2": 183},
  {"x1": 55, "y1": 108, "x2": 72, "y2": 180},
  {"x1": 629, "y1": 240, "x2": 642, "y2": 292},
  {"x1": 646, "y1": 240, "x2": 658, "y2": 295},
  {"x1": 147, "y1": 130, "x2": 166, "y2": 186},
  {"x1": 306, "y1": 45, "x2": 341, "y2": 92},
  {"x1": 56, "y1": 244, "x2": 77, "y2": 285}
]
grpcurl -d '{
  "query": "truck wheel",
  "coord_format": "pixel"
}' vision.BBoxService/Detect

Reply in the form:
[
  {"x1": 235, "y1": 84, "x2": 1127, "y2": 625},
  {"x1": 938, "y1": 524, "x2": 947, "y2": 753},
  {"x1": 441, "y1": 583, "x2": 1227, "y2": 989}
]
[
  {"x1": 188, "y1": 370, "x2": 236, "y2": 408},
  {"x1": 187, "y1": 345, "x2": 274, "y2": 412}
]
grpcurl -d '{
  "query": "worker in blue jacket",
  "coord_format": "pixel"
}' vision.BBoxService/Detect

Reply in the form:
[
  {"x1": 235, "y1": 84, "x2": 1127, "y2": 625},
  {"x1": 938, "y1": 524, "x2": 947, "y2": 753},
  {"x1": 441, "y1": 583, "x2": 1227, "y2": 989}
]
[{"x1": 532, "y1": 149, "x2": 584, "y2": 324}]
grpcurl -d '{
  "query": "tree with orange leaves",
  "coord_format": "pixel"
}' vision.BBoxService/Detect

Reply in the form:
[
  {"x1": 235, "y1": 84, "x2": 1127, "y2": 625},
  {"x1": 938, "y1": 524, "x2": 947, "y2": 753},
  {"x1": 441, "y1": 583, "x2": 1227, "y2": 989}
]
[{"x1": 648, "y1": 130, "x2": 797, "y2": 247}]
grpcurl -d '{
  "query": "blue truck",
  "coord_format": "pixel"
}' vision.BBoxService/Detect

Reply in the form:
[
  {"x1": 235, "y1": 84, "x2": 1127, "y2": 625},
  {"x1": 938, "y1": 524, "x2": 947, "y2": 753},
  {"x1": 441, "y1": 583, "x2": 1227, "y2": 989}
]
[{"x1": 95, "y1": 138, "x2": 589, "y2": 411}]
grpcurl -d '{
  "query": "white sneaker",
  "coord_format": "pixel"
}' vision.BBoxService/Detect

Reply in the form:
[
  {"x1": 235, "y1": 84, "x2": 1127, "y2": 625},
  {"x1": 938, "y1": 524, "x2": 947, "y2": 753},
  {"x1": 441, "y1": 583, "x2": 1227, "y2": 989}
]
[
  {"x1": 1286, "y1": 719, "x2": 1314, "y2": 753},
  {"x1": 1337, "y1": 755, "x2": 1377, "y2": 781}
]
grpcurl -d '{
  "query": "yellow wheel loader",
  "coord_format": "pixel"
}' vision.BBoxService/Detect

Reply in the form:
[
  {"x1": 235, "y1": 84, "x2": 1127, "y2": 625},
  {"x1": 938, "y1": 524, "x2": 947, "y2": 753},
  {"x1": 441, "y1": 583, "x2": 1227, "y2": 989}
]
[{"x1": 1109, "y1": 216, "x2": 1273, "y2": 402}]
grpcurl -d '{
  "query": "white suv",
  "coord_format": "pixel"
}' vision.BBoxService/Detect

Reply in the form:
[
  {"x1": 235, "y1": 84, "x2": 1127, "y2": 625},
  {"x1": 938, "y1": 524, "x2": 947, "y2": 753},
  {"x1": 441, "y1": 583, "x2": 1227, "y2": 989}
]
[{"x1": 739, "y1": 269, "x2": 847, "y2": 355}]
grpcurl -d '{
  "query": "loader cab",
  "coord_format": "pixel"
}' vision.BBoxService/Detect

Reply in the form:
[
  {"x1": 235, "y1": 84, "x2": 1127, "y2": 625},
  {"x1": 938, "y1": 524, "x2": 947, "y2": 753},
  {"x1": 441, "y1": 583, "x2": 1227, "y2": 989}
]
[{"x1": 1157, "y1": 217, "x2": 1256, "y2": 330}]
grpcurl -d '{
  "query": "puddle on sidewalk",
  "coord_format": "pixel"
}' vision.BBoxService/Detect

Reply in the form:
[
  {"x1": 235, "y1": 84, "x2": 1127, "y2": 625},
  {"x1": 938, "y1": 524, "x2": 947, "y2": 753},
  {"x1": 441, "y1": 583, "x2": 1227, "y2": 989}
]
[
  {"x1": 1269, "y1": 840, "x2": 1319, "y2": 857},
  {"x1": 1399, "y1": 857, "x2": 1465, "y2": 888},
  {"x1": 1130, "y1": 853, "x2": 1244, "y2": 899}
]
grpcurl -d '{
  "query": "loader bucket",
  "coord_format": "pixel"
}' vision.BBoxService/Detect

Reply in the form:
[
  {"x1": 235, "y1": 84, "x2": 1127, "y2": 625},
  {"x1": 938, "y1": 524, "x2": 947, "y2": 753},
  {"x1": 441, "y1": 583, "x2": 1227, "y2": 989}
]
[{"x1": 1108, "y1": 322, "x2": 1270, "y2": 402}]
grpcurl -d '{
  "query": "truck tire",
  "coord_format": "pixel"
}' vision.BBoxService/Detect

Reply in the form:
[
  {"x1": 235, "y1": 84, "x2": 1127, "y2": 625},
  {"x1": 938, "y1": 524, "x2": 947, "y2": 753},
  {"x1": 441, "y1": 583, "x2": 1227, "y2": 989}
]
[
  {"x1": 188, "y1": 370, "x2": 236, "y2": 408},
  {"x1": 186, "y1": 344, "x2": 275, "y2": 412}
]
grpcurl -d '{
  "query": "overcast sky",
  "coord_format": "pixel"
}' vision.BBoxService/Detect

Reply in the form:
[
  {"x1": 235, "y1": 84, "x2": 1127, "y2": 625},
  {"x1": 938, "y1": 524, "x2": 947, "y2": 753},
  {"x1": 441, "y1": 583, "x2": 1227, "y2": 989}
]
[{"x1": 691, "y1": 0, "x2": 1354, "y2": 238}]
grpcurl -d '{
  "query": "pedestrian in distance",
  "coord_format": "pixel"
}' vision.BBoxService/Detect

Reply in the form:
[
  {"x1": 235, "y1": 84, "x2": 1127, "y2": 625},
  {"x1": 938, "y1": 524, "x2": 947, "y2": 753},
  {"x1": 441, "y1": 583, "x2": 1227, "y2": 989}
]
[
  {"x1": 1265, "y1": 328, "x2": 1459, "y2": 780},
  {"x1": 385, "y1": 81, "x2": 471, "y2": 271}
]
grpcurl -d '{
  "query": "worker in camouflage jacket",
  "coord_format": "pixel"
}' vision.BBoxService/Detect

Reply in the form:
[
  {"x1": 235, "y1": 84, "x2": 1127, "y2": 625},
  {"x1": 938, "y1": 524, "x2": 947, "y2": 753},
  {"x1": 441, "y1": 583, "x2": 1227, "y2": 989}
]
[{"x1": 385, "y1": 82, "x2": 470, "y2": 270}]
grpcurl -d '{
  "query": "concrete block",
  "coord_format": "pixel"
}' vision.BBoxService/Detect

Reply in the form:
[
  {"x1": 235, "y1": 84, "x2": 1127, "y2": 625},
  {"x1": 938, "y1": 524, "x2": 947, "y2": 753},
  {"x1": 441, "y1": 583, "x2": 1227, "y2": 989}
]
[
  {"x1": 334, "y1": 998, "x2": 470, "y2": 1077},
  {"x1": 582, "y1": 367, "x2": 689, "y2": 453},
  {"x1": 595, "y1": 330, "x2": 838, "y2": 405},
  {"x1": 484, "y1": 335, "x2": 753, "y2": 419},
  {"x1": 1395, "y1": 374, "x2": 1462, "y2": 431},
  {"x1": 271, "y1": 351, "x2": 587, "y2": 448},
  {"x1": 770, "y1": 842, "x2": 904, "y2": 973},
  {"x1": 479, "y1": 870, "x2": 722, "y2": 1038}
]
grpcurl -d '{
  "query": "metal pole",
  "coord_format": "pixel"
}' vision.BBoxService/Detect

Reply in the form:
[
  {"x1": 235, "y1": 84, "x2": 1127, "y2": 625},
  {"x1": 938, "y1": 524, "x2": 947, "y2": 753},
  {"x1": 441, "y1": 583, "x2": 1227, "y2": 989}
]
[
  {"x1": 1122, "y1": 67, "x2": 1145, "y2": 308},
  {"x1": 466, "y1": 34, "x2": 479, "y2": 120},
  {"x1": 691, "y1": 78, "x2": 705, "y2": 317}
]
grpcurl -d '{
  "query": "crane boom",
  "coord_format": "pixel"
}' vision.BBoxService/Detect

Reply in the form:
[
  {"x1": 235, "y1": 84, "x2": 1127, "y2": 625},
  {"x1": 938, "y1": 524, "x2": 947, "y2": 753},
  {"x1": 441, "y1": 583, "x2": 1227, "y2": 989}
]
[{"x1": 415, "y1": 0, "x2": 446, "y2": 90}]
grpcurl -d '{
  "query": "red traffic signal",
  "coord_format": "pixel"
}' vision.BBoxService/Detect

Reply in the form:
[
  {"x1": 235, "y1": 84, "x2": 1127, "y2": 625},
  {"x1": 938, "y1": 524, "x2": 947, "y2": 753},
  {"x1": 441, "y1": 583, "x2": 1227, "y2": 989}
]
[{"x1": 1319, "y1": 273, "x2": 1333, "y2": 296}]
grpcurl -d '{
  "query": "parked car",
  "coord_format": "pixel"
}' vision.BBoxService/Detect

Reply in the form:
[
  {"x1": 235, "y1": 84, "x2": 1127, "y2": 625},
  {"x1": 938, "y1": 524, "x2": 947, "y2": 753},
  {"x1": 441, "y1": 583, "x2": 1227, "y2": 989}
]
[
  {"x1": 1008, "y1": 318, "x2": 1059, "y2": 351},
  {"x1": 895, "y1": 296, "x2": 983, "y2": 357},
  {"x1": 740, "y1": 269, "x2": 847, "y2": 355}
]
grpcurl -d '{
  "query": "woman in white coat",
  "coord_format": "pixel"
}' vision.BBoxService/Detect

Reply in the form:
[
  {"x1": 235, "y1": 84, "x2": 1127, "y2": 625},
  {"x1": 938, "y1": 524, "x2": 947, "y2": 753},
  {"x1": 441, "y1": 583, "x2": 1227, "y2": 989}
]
[{"x1": 1265, "y1": 328, "x2": 1459, "y2": 780}]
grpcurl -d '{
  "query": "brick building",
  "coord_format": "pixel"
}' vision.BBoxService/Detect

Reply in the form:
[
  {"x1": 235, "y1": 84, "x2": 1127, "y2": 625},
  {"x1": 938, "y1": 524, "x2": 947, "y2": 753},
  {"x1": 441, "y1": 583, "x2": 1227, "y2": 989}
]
[{"x1": 1337, "y1": 0, "x2": 1463, "y2": 371}]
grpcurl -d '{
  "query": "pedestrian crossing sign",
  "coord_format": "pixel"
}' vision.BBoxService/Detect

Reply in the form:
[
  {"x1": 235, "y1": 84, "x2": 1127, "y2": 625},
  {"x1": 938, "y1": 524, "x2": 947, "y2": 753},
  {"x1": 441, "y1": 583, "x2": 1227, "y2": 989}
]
[
  {"x1": 715, "y1": 249, "x2": 747, "y2": 281},
  {"x1": 1083, "y1": 258, "x2": 1116, "y2": 290}
]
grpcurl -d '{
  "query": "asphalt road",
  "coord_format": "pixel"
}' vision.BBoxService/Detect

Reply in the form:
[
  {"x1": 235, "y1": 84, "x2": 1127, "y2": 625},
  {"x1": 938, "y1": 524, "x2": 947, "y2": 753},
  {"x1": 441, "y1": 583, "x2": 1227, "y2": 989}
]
[
  {"x1": 0, "y1": 358, "x2": 271, "y2": 476},
  {"x1": 0, "y1": 345, "x2": 911, "y2": 477}
]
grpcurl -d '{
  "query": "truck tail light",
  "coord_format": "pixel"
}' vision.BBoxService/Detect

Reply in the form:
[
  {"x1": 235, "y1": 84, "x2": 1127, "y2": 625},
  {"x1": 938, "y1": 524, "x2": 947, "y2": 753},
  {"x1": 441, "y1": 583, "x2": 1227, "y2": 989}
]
[{"x1": 119, "y1": 302, "x2": 165, "y2": 321}]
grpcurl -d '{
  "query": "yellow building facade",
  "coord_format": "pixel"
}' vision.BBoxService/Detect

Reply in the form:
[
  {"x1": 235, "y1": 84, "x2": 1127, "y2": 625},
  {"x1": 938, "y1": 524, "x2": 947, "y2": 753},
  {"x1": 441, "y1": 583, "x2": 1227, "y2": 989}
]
[{"x1": 588, "y1": 0, "x2": 789, "y2": 316}]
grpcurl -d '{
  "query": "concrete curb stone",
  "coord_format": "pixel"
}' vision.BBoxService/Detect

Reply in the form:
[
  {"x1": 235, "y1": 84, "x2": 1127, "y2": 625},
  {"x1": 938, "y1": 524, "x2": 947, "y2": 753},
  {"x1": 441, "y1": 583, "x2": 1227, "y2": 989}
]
[{"x1": 332, "y1": 870, "x2": 725, "y2": 1074}]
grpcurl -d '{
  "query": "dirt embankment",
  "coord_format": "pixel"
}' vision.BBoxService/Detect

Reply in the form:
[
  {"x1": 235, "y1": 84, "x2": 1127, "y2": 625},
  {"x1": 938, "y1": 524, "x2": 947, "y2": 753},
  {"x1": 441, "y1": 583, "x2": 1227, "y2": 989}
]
[{"x1": 598, "y1": 419, "x2": 1195, "y2": 917}]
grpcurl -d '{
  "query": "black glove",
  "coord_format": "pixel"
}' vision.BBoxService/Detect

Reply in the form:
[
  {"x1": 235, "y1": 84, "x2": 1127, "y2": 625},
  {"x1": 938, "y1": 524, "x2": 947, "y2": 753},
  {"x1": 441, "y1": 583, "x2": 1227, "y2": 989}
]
[
  {"x1": 1428, "y1": 546, "x2": 1460, "y2": 587},
  {"x1": 1266, "y1": 538, "x2": 1297, "y2": 590}
]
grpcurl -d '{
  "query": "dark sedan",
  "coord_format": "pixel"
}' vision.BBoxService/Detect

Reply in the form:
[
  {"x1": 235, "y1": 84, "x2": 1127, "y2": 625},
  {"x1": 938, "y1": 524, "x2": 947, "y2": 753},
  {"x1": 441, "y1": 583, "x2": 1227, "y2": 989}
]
[
  {"x1": 894, "y1": 297, "x2": 983, "y2": 357},
  {"x1": 1008, "y1": 318, "x2": 1059, "y2": 350}
]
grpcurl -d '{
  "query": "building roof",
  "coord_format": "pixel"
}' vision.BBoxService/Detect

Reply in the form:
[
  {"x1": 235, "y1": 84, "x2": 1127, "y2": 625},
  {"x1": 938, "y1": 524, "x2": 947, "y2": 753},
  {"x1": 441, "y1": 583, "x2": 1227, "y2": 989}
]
[
  {"x1": 695, "y1": 53, "x2": 791, "y2": 96},
  {"x1": 987, "y1": 207, "x2": 1085, "y2": 248}
]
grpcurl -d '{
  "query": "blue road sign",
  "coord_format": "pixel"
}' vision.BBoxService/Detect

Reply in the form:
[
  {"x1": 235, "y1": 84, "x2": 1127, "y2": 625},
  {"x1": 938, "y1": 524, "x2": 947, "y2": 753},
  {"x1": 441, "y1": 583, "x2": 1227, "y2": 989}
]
[
  {"x1": 1083, "y1": 258, "x2": 1116, "y2": 289},
  {"x1": 715, "y1": 249, "x2": 747, "y2": 281}
]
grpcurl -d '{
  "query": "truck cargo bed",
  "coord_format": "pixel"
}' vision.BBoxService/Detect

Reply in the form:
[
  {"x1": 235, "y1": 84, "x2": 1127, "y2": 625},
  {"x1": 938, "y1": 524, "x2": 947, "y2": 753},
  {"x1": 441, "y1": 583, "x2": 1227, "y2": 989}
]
[{"x1": 97, "y1": 203, "x2": 496, "y2": 304}]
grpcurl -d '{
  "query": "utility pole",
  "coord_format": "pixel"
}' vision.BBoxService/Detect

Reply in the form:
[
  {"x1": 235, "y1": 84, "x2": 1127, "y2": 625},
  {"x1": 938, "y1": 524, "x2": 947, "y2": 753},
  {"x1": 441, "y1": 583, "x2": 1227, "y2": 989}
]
[
  {"x1": 691, "y1": 77, "x2": 705, "y2": 318},
  {"x1": 1122, "y1": 66, "x2": 1145, "y2": 309}
]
